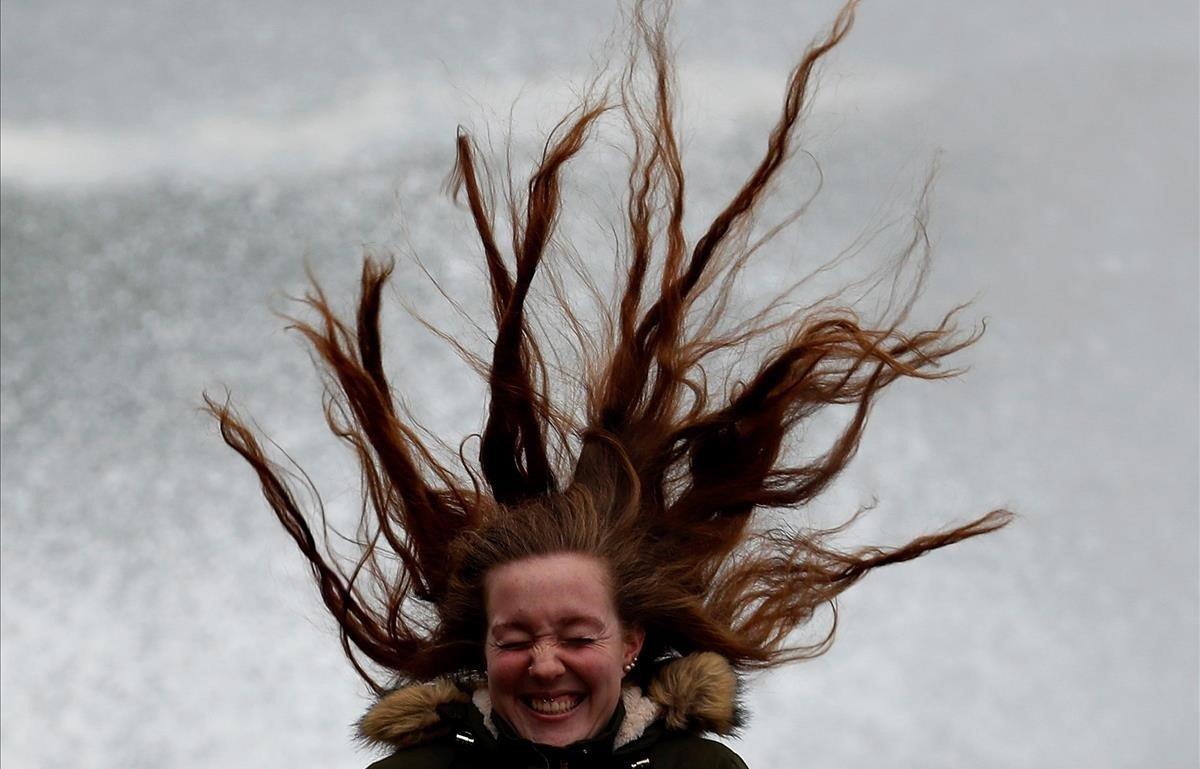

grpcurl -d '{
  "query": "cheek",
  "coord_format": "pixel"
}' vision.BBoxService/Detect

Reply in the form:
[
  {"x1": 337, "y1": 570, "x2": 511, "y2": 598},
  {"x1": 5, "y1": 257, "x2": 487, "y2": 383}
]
[
  {"x1": 486, "y1": 650, "x2": 526, "y2": 691},
  {"x1": 575, "y1": 649, "x2": 624, "y2": 690}
]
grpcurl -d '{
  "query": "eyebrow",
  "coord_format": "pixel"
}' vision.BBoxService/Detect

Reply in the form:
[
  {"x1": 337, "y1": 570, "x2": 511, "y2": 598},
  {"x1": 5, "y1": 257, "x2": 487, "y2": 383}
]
[{"x1": 489, "y1": 615, "x2": 606, "y2": 635}]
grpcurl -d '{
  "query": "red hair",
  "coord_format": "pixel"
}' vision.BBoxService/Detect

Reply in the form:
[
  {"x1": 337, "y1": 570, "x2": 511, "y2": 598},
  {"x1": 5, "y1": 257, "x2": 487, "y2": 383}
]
[{"x1": 206, "y1": 0, "x2": 1010, "y2": 694}]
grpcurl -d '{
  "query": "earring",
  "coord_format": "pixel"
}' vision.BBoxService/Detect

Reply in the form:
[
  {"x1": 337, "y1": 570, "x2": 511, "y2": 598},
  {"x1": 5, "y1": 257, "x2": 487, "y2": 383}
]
[{"x1": 622, "y1": 657, "x2": 637, "y2": 674}]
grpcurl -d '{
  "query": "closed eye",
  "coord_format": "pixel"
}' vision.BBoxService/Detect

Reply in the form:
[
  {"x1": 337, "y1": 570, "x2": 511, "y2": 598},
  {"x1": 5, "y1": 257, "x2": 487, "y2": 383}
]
[
  {"x1": 495, "y1": 640, "x2": 532, "y2": 651},
  {"x1": 564, "y1": 637, "x2": 597, "y2": 647}
]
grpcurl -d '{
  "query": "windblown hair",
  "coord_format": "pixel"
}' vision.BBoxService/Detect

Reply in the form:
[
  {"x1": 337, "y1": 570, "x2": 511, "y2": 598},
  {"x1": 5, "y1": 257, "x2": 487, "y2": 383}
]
[{"x1": 206, "y1": 0, "x2": 1010, "y2": 695}]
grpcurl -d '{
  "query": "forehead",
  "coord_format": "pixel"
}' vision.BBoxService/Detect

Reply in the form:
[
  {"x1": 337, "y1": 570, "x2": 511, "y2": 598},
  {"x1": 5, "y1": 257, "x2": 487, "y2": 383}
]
[{"x1": 484, "y1": 552, "x2": 616, "y2": 626}]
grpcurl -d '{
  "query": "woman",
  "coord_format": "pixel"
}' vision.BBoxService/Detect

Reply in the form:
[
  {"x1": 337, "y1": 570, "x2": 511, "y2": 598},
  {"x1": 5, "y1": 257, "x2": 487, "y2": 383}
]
[
  {"x1": 355, "y1": 510, "x2": 754, "y2": 768},
  {"x1": 207, "y1": 2, "x2": 1010, "y2": 766}
]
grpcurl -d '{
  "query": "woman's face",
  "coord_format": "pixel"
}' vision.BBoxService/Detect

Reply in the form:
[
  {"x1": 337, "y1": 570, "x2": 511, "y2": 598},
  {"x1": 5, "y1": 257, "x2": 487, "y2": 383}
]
[{"x1": 483, "y1": 552, "x2": 643, "y2": 747}]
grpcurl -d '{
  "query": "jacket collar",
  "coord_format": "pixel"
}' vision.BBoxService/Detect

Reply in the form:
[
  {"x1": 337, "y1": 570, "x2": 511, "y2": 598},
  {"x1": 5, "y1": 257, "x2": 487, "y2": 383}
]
[{"x1": 357, "y1": 651, "x2": 743, "y2": 751}]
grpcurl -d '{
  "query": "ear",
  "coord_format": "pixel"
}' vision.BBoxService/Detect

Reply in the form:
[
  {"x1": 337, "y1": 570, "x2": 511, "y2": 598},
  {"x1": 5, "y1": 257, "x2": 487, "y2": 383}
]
[{"x1": 623, "y1": 624, "x2": 646, "y2": 664}]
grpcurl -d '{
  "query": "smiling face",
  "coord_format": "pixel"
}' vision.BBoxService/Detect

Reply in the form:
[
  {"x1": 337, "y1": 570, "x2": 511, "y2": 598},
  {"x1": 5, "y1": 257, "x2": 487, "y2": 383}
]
[{"x1": 483, "y1": 552, "x2": 644, "y2": 747}]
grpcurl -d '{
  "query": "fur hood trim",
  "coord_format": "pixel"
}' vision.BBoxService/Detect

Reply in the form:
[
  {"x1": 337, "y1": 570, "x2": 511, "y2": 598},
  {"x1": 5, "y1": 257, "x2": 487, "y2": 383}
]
[
  {"x1": 357, "y1": 678, "x2": 471, "y2": 749},
  {"x1": 647, "y1": 651, "x2": 740, "y2": 733},
  {"x1": 357, "y1": 652, "x2": 741, "y2": 750}
]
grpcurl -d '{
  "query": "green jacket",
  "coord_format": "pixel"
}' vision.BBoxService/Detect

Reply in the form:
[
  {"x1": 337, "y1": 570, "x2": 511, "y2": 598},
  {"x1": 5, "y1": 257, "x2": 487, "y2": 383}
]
[{"x1": 359, "y1": 652, "x2": 750, "y2": 769}]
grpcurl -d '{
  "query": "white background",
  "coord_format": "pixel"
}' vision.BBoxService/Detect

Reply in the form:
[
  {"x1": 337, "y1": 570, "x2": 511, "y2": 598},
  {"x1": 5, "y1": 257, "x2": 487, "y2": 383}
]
[{"x1": 2, "y1": 1, "x2": 1196, "y2": 767}]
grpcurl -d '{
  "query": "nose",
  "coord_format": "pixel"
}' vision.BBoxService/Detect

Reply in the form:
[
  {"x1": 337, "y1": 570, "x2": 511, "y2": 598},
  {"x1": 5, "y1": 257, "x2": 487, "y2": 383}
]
[{"x1": 526, "y1": 641, "x2": 566, "y2": 679}]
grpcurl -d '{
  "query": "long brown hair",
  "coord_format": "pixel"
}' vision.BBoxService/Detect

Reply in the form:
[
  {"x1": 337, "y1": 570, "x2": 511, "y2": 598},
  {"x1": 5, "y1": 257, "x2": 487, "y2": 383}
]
[{"x1": 206, "y1": 0, "x2": 1010, "y2": 695}]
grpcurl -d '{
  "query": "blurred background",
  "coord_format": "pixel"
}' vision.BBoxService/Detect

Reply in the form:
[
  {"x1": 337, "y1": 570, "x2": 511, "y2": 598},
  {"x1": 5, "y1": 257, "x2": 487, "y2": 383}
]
[{"x1": 2, "y1": 1, "x2": 1196, "y2": 767}]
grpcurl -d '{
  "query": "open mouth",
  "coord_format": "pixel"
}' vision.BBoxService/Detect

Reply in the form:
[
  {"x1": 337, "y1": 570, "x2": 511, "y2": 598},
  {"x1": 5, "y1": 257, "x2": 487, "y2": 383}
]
[{"x1": 521, "y1": 693, "x2": 585, "y2": 716}]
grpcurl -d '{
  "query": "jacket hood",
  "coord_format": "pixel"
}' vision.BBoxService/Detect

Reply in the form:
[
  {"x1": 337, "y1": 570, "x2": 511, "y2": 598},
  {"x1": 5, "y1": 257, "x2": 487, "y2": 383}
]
[{"x1": 358, "y1": 652, "x2": 742, "y2": 750}]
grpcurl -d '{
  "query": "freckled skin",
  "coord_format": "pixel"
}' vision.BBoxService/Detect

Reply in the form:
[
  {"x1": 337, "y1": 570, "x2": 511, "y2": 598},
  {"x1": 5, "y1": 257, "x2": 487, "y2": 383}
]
[{"x1": 484, "y1": 553, "x2": 644, "y2": 747}]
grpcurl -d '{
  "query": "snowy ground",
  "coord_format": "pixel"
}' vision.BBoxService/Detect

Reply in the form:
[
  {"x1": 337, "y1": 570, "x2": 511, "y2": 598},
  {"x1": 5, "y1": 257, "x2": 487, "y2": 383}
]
[{"x1": 2, "y1": 1, "x2": 1196, "y2": 768}]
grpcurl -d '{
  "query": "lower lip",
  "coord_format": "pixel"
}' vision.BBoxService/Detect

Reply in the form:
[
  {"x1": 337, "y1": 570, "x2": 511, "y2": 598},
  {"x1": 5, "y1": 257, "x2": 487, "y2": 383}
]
[{"x1": 522, "y1": 696, "x2": 586, "y2": 720}]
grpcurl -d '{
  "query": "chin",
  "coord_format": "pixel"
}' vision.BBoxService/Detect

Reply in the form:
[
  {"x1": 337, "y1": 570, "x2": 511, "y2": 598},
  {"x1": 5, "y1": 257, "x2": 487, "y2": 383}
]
[{"x1": 528, "y1": 725, "x2": 589, "y2": 747}]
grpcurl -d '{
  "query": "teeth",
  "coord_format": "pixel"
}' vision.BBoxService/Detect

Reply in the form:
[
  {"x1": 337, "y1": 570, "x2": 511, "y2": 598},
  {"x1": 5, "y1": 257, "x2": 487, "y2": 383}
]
[{"x1": 526, "y1": 695, "x2": 582, "y2": 715}]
